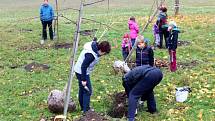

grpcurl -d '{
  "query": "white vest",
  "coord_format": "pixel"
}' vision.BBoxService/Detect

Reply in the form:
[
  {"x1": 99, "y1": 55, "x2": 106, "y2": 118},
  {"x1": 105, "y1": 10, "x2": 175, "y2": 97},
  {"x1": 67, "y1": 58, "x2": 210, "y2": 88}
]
[{"x1": 74, "y1": 42, "x2": 99, "y2": 75}]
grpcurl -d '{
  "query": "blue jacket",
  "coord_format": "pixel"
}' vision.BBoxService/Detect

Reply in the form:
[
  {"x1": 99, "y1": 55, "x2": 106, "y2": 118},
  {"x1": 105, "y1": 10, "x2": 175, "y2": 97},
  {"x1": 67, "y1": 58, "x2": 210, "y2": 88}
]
[
  {"x1": 168, "y1": 27, "x2": 180, "y2": 50},
  {"x1": 40, "y1": 4, "x2": 54, "y2": 21},
  {"x1": 123, "y1": 65, "x2": 161, "y2": 85},
  {"x1": 136, "y1": 46, "x2": 154, "y2": 67}
]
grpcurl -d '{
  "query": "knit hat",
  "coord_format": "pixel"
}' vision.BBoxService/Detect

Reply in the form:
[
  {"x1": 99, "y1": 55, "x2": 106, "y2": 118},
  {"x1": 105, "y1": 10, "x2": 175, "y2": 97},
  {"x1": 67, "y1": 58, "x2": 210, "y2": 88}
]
[
  {"x1": 123, "y1": 33, "x2": 129, "y2": 38},
  {"x1": 168, "y1": 21, "x2": 177, "y2": 31}
]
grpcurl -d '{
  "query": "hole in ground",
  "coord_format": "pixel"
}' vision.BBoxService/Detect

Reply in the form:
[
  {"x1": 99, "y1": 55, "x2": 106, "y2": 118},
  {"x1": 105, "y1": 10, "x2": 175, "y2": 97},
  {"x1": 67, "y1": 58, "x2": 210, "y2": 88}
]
[
  {"x1": 24, "y1": 62, "x2": 49, "y2": 72},
  {"x1": 80, "y1": 29, "x2": 97, "y2": 36},
  {"x1": 107, "y1": 92, "x2": 127, "y2": 118},
  {"x1": 54, "y1": 43, "x2": 72, "y2": 49}
]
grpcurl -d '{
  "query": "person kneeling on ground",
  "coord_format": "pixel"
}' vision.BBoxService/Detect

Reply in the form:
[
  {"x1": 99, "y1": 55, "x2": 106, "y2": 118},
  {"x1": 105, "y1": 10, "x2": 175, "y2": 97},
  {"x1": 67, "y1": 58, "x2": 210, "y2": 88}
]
[{"x1": 122, "y1": 65, "x2": 163, "y2": 121}]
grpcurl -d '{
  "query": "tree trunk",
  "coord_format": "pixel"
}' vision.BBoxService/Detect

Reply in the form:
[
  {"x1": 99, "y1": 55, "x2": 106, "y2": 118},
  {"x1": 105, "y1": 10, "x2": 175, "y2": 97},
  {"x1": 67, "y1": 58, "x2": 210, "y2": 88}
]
[{"x1": 175, "y1": 0, "x2": 179, "y2": 16}]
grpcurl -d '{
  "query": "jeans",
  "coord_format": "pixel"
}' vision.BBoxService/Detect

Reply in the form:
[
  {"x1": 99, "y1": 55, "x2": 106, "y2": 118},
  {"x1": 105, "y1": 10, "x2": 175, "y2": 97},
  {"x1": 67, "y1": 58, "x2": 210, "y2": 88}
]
[
  {"x1": 41, "y1": 20, "x2": 53, "y2": 40},
  {"x1": 131, "y1": 38, "x2": 136, "y2": 47},
  {"x1": 122, "y1": 50, "x2": 129, "y2": 60},
  {"x1": 125, "y1": 69, "x2": 163, "y2": 119},
  {"x1": 76, "y1": 73, "x2": 92, "y2": 112}
]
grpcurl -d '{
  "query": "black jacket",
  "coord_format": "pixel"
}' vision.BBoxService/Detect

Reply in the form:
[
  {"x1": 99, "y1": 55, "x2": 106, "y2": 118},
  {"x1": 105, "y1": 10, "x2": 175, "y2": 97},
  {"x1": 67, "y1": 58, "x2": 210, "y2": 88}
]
[
  {"x1": 136, "y1": 46, "x2": 154, "y2": 67},
  {"x1": 168, "y1": 29, "x2": 180, "y2": 50}
]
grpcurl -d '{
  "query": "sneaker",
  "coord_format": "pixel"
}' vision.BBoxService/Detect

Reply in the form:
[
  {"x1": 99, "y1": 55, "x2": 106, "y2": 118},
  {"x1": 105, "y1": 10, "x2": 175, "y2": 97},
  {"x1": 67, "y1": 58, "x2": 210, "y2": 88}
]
[
  {"x1": 40, "y1": 39, "x2": 44, "y2": 45},
  {"x1": 138, "y1": 101, "x2": 145, "y2": 111},
  {"x1": 135, "y1": 109, "x2": 138, "y2": 116},
  {"x1": 139, "y1": 100, "x2": 144, "y2": 105},
  {"x1": 88, "y1": 107, "x2": 95, "y2": 112}
]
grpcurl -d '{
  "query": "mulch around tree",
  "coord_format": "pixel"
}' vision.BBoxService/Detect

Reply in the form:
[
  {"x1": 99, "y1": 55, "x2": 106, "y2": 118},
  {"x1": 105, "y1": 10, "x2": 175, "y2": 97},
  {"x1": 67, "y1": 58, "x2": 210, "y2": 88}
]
[{"x1": 24, "y1": 62, "x2": 49, "y2": 72}]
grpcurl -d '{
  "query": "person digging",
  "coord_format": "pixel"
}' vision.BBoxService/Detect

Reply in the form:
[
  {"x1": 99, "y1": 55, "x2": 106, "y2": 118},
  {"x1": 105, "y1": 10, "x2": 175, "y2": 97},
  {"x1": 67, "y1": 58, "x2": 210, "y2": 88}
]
[{"x1": 121, "y1": 64, "x2": 163, "y2": 121}]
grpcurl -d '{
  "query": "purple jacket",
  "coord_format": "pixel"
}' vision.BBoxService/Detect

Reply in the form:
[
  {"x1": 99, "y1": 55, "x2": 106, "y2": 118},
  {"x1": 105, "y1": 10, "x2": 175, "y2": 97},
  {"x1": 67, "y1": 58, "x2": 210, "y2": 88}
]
[
  {"x1": 128, "y1": 20, "x2": 139, "y2": 39},
  {"x1": 153, "y1": 24, "x2": 159, "y2": 35}
]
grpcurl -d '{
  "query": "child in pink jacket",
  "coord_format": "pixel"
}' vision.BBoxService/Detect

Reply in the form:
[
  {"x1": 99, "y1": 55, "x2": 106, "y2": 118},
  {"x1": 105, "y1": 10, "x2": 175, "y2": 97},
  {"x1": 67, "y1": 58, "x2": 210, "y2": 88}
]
[
  {"x1": 128, "y1": 17, "x2": 139, "y2": 46},
  {"x1": 122, "y1": 33, "x2": 132, "y2": 60}
]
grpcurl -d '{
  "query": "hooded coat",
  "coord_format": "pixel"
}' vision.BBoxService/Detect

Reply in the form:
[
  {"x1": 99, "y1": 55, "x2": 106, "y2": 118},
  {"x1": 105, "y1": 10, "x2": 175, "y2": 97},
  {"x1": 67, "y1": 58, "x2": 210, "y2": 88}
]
[
  {"x1": 40, "y1": 3, "x2": 54, "y2": 21},
  {"x1": 168, "y1": 27, "x2": 180, "y2": 50},
  {"x1": 128, "y1": 20, "x2": 139, "y2": 39}
]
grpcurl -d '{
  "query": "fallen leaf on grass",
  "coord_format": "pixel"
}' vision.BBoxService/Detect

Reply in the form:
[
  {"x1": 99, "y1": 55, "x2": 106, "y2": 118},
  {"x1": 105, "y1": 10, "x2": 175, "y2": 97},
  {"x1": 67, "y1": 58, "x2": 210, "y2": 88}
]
[{"x1": 198, "y1": 109, "x2": 203, "y2": 121}]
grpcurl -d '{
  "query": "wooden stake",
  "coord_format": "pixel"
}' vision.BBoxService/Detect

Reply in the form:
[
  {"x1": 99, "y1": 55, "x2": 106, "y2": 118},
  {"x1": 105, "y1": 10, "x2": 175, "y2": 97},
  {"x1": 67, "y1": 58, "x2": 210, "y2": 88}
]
[
  {"x1": 63, "y1": 1, "x2": 84, "y2": 120},
  {"x1": 55, "y1": 0, "x2": 59, "y2": 42}
]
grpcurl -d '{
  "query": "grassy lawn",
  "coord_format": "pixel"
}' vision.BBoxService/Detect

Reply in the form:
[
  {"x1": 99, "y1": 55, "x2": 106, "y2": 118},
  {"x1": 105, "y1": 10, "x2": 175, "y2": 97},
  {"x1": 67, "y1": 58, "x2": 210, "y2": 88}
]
[{"x1": 0, "y1": 0, "x2": 215, "y2": 121}]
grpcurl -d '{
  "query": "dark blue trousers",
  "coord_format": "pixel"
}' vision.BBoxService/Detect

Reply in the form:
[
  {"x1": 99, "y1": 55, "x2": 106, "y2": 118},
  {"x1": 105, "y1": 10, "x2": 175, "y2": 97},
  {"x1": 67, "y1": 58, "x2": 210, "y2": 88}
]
[
  {"x1": 122, "y1": 50, "x2": 129, "y2": 60},
  {"x1": 75, "y1": 73, "x2": 92, "y2": 113},
  {"x1": 123, "y1": 69, "x2": 163, "y2": 120},
  {"x1": 41, "y1": 20, "x2": 53, "y2": 40},
  {"x1": 159, "y1": 27, "x2": 169, "y2": 48},
  {"x1": 131, "y1": 38, "x2": 136, "y2": 47}
]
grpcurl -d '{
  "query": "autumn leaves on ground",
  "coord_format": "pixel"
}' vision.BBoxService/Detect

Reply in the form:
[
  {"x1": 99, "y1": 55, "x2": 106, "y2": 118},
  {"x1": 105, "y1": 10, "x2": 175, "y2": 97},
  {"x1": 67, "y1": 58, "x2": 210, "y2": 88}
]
[{"x1": 0, "y1": 0, "x2": 215, "y2": 121}]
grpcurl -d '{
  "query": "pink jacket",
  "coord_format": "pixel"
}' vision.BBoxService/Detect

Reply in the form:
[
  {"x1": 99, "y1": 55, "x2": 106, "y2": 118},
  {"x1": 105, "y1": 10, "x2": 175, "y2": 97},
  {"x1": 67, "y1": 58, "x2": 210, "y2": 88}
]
[
  {"x1": 121, "y1": 38, "x2": 132, "y2": 50},
  {"x1": 128, "y1": 20, "x2": 139, "y2": 39}
]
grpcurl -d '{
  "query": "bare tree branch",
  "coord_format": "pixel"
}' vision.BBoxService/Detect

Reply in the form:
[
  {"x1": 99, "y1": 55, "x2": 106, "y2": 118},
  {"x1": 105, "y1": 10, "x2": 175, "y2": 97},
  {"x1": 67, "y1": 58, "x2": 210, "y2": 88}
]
[{"x1": 83, "y1": 0, "x2": 106, "y2": 6}]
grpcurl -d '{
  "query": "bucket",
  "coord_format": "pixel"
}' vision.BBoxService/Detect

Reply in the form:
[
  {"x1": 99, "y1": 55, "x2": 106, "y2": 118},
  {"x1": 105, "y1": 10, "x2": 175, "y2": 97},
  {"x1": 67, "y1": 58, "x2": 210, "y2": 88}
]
[{"x1": 175, "y1": 87, "x2": 191, "y2": 102}]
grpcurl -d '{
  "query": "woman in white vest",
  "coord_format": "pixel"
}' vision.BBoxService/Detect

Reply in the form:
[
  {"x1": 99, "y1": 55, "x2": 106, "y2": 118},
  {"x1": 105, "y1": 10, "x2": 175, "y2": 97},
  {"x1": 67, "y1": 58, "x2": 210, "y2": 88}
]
[{"x1": 74, "y1": 40, "x2": 111, "y2": 113}]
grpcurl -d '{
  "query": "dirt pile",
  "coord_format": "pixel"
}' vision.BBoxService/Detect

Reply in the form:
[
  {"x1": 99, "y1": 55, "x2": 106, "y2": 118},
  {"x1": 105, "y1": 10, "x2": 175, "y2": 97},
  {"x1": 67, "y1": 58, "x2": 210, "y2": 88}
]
[
  {"x1": 24, "y1": 62, "x2": 49, "y2": 72},
  {"x1": 108, "y1": 92, "x2": 127, "y2": 118},
  {"x1": 155, "y1": 59, "x2": 169, "y2": 68},
  {"x1": 75, "y1": 110, "x2": 109, "y2": 121}
]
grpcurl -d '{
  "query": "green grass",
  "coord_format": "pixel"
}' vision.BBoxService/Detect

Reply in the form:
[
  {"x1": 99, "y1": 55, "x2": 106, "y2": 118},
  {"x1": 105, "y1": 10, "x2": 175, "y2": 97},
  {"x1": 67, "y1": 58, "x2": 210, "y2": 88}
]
[{"x1": 0, "y1": 0, "x2": 215, "y2": 121}]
